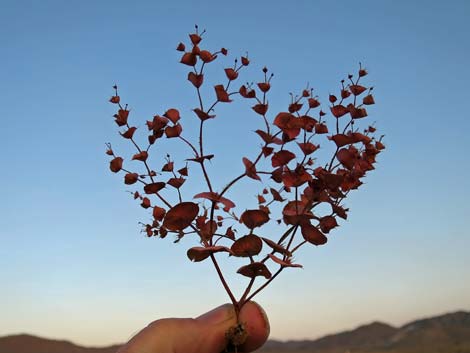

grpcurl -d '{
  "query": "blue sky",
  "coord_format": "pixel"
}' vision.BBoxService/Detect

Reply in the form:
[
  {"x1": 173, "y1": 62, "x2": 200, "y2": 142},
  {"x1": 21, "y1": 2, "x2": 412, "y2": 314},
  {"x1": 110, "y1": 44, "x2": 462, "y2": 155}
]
[{"x1": 1, "y1": 0, "x2": 469, "y2": 346}]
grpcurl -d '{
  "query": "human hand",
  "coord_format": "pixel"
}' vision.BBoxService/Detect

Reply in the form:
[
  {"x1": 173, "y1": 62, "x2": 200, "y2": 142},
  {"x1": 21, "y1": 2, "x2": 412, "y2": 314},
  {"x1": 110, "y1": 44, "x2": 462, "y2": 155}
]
[{"x1": 117, "y1": 302, "x2": 270, "y2": 353}]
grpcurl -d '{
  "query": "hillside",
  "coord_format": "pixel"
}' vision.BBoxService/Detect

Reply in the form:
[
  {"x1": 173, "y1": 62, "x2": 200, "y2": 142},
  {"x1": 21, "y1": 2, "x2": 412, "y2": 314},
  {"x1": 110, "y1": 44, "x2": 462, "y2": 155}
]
[{"x1": 1, "y1": 311, "x2": 469, "y2": 353}]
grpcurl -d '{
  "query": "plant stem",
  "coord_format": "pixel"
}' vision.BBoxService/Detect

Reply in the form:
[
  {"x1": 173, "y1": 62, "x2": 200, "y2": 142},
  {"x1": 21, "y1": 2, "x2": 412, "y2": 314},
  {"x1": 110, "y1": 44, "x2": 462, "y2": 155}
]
[
  {"x1": 244, "y1": 267, "x2": 284, "y2": 303},
  {"x1": 209, "y1": 254, "x2": 238, "y2": 309}
]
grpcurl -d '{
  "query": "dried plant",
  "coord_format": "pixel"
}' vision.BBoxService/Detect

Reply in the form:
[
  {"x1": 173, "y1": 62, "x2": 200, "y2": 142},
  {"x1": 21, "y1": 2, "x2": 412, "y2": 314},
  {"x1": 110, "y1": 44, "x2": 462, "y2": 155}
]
[{"x1": 106, "y1": 25, "x2": 385, "y2": 350}]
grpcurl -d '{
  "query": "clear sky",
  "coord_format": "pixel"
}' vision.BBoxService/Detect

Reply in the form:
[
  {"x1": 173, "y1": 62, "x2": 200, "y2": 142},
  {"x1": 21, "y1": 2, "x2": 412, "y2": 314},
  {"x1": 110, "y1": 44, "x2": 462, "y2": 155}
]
[{"x1": 1, "y1": 0, "x2": 469, "y2": 347}]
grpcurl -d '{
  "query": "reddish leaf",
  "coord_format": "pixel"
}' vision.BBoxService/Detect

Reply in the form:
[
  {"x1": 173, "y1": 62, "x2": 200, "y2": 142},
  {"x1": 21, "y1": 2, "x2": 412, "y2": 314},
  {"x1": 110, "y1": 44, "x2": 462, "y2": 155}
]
[
  {"x1": 297, "y1": 142, "x2": 319, "y2": 155},
  {"x1": 114, "y1": 109, "x2": 129, "y2": 126},
  {"x1": 240, "y1": 209, "x2": 269, "y2": 229},
  {"x1": 109, "y1": 95, "x2": 120, "y2": 104},
  {"x1": 288, "y1": 103, "x2": 303, "y2": 113},
  {"x1": 180, "y1": 52, "x2": 197, "y2": 66},
  {"x1": 224, "y1": 68, "x2": 239, "y2": 80},
  {"x1": 187, "y1": 246, "x2": 232, "y2": 262},
  {"x1": 350, "y1": 132, "x2": 372, "y2": 144},
  {"x1": 121, "y1": 127, "x2": 137, "y2": 139},
  {"x1": 252, "y1": 104, "x2": 268, "y2": 115},
  {"x1": 270, "y1": 188, "x2": 284, "y2": 202},
  {"x1": 271, "y1": 150, "x2": 296, "y2": 167},
  {"x1": 330, "y1": 105, "x2": 349, "y2": 118},
  {"x1": 162, "y1": 202, "x2": 199, "y2": 231},
  {"x1": 152, "y1": 115, "x2": 169, "y2": 130},
  {"x1": 268, "y1": 254, "x2": 302, "y2": 268},
  {"x1": 144, "y1": 182, "x2": 166, "y2": 194},
  {"x1": 341, "y1": 89, "x2": 351, "y2": 99},
  {"x1": 348, "y1": 104, "x2": 368, "y2": 119},
  {"x1": 329, "y1": 94, "x2": 337, "y2": 103},
  {"x1": 363, "y1": 94, "x2": 375, "y2": 105},
  {"x1": 261, "y1": 237, "x2": 291, "y2": 256},
  {"x1": 188, "y1": 72, "x2": 204, "y2": 88},
  {"x1": 176, "y1": 42, "x2": 185, "y2": 51},
  {"x1": 337, "y1": 148, "x2": 356, "y2": 170},
  {"x1": 237, "y1": 262, "x2": 271, "y2": 279},
  {"x1": 193, "y1": 108, "x2": 215, "y2": 121},
  {"x1": 329, "y1": 134, "x2": 355, "y2": 147},
  {"x1": 144, "y1": 224, "x2": 153, "y2": 237},
  {"x1": 141, "y1": 197, "x2": 151, "y2": 209},
  {"x1": 194, "y1": 191, "x2": 236, "y2": 211},
  {"x1": 187, "y1": 154, "x2": 214, "y2": 163},
  {"x1": 257, "y1": 195, "x2": 266, "y2": 204},
  {"x1": 162, "y1": 161, "x2": 174, "y2": 172},
  {"x1": 319, "y1": 216, "x2": 338, "y2": 233},
  {"x1": 317, "y1": 171, "x2": 344, "y2": 191},
  {"x1": 200, "y1": 220, "x2": 218, "y2": 240},
  {"x1": 191, "y1": 44, "x2": 200, "y2": 54},
  {"x1": 340, "y1": 170, "x2": 363, "y2": 191},
  {"x1": 376, "y1": 141, "x2": 385, "y2": 150},
  {"x1": 301, "y1": 223, "x2": 327, "y2": 245},
  {"x1": 283, "y1": 200, "x2": 313, "y2": 225},
  {"x1": 259, "y1": 205, "x2": 270, "y2": 215},
  {"x1": 282, "y1": 167, "x2": 312, "y2": 187},
  {"x1": 199, "y1": 50, "x2": 215, "y2": 63},
  {"x1": 225, "y1": 226, "x2": 235, "y2": 240},
  {"x1": 242, "y1": 157, "x2": 261, "y2": 181},
  {"x1": 153, "y1": 206, "x2": 166, "y2": 221},
  {"x1": 314, "y1": 123, "x2": 328, "y2": 134},
  {"x1": 241, "y1": 56, "x2": 250, "y2": 66},
  {"x1": 257, "y1": 82, "x2": 270, "y2": 92},
  {"x1": 124, "y1": 173, "x2": 139, "y2": 185},
  {"x1": 239, "y1": 85, "x2": 256, "y2": 98},
  {"x1": 330, "y1": 133, "x2": 370, "y2": 147},
  {"x1": 196, "y1": 215, "x2": 207, "y2": 229},
  {"x1": 231, "y1": 234, "x2": 263, "y2": 257},
  {"x1": 255, "y1": 130, "x2": 283, "y2": 145},
  {"x1": 167, "y1": 177, "x2": 185, "y2": 189},
  {"x1": 271, "y1": 167, "x2": 283, "y2": 183},
  {"x1": 332, "y1": 204, "x2": 348, "y2": 220},
  {"x1": 189, "y1": 33, "x2": 202, "y2": 45},
  {"x1": 349, "y1": 84, "x2": 367, "y2": 96},
  {"x1": 165, "y1": 124, "x2": 182, "y2": 138},
  {"x1": 359, "y1": 68, "x2": 368, "y2": 77},
  {"x1": 164, "y1": 109, "x2": 180, "y2": 124},
  {"x1": 273, "y1": 112, "x2": 301, "y2": 139},
  {"x1": 308, "y1": 97, "x2": 320, "y2": 108},
  {"x1": 299, "y1": 115, "x2": 318, "y2": 132},
  {"x1": 178, "y1": 166, "x2": 188, "y2": 176},
  {"x1": 109, "y1": 157, "x2": 123, "y2": 173},
  {"x1": 262, "y1": 146, "x2": 274, "y2": 157},
  {"x1": 132, "y1": 151, "x2": 148, "y2": 162},
  {"x1": 214, "y1": 85, "x2": 232, "y2": 102}
]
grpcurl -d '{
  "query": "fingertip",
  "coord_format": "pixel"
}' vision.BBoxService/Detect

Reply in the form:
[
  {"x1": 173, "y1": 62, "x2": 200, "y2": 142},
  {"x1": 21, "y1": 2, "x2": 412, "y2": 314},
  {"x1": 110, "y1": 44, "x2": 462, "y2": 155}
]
[{"x1": 238, "y1": 301, "x2": 270, "y2": 352}]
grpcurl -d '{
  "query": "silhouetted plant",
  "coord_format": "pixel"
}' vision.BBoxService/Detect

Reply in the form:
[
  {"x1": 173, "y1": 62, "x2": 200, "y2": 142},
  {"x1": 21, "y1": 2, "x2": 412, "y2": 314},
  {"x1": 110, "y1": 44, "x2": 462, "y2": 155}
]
[{"x1": 106, "y1": 25, "x2": 385, "y2": 351}]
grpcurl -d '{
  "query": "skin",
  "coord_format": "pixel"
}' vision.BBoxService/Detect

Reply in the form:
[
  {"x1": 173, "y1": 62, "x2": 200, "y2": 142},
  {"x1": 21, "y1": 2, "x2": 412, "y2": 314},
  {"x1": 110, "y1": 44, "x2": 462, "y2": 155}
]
[{"x1": 117, "y1": 302, "x2": 270, "y2": 353}]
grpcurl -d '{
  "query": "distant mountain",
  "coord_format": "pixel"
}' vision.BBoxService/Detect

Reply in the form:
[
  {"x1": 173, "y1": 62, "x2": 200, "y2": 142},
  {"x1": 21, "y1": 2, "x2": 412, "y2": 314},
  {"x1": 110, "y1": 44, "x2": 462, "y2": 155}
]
[
  {"x1": 258, "y1": 310, "x2": 470, "y2": 353},
  {"x1": 1, "y1": 311, "x2": 469, "y2": 353},
  {"x1": 0, "y1": 334, "x2": 120, "y2": 353}
]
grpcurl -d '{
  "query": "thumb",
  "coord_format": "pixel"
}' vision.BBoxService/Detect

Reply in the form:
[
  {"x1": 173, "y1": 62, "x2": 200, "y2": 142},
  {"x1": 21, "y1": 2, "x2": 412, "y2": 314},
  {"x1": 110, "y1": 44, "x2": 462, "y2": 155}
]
[
  {"x1": 195, "y1": 302, "x2": 270, "y2": 353},
  {"x1": 118, "y1": 302, "x2": 269, "y2": 353}
]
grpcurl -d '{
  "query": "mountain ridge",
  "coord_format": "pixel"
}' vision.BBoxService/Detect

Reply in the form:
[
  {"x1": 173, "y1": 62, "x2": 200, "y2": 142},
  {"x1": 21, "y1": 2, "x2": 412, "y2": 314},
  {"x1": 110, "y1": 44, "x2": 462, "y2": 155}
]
[{"x1": 1, "y1": 310, "x2": 470, "y2": 353}]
